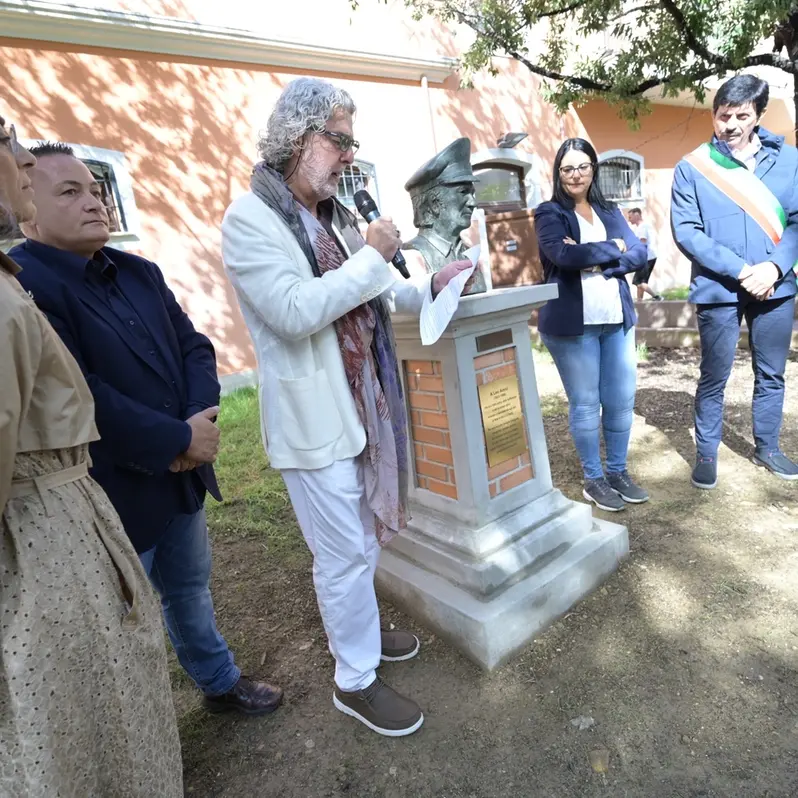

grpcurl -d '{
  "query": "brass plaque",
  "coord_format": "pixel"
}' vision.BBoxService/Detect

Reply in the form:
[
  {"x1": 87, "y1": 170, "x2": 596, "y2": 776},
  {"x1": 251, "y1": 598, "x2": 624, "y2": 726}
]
[{"x1": 478, "y1": 375, "x2": 528, "y2": 468}]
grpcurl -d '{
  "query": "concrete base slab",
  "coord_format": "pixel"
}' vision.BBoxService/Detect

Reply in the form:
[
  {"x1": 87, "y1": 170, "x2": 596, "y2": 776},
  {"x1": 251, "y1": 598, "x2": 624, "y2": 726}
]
[{"x1": 376, "y1": 516, "x2": 629, "y2": 670}]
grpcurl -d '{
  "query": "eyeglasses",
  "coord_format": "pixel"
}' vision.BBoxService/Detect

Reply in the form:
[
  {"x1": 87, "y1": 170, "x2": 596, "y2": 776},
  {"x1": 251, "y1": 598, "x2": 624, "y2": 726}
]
[
  {"x1": 320, "y1": 129, "x2": 360, "y2": 154},
  {"x1": 1, "y1": 124, "x2": 20, "y2": 155},
  {"x1": 559, "y1": 162, "x2": 594, "y2": 178}
]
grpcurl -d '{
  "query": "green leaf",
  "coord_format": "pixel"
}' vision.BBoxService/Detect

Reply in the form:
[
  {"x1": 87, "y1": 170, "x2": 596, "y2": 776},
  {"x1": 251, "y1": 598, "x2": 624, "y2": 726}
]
[{"x1": 358, "y1": 0, "x2": 798, "y2": 129}]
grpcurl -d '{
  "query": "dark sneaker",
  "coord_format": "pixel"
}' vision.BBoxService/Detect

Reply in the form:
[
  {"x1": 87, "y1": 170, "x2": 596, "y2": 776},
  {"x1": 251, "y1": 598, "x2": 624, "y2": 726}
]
[
  {"x1": 753, "y1": 451, "x2": 798, "y2": 481},
  {"x1": 583, "y1": 478, "x2": 626, "y2": 512},
  {"x1": 653, "y1": 294, "x2": 664, "y2": 301},
  {"x1": 333, "y1": 677, "x2": 424, "y2": 737},
  {"x1": 381, "y1": 630, "x2": 420, "y2": 662},
  {"x1": 606, "y1": 471, "x2": 649, "y2": 504},
  {"x1": 204, "y1": 676, "x2": 283, "y2": 716},
  {"x1": 691, "y1": 456, "x2": 717, "y2": 490}
]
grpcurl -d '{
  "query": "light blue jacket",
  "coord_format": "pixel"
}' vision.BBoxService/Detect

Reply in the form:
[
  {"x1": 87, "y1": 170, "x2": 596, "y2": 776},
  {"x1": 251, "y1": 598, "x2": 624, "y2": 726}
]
[{"x1": 670, "y1": 126, "x2": 798, "y2": 304}]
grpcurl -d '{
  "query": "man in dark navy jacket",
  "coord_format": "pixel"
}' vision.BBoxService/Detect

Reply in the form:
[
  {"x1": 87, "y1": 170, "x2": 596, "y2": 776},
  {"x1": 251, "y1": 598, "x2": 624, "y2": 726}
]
[{"x1": 13, "y1": 142, "x2": 281, "y2": 716}]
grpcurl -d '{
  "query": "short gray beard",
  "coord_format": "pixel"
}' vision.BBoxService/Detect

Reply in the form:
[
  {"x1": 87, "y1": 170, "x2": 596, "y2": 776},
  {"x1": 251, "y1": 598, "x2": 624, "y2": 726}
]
[{"x1": 302, "y1": 147, "x2": 339, "y2": 200}]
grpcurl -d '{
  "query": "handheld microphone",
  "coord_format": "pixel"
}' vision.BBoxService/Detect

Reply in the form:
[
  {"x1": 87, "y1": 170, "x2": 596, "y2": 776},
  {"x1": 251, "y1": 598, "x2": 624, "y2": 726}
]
[{"x1": 353, "y1": 189, "x2": 410, "y2": 279}]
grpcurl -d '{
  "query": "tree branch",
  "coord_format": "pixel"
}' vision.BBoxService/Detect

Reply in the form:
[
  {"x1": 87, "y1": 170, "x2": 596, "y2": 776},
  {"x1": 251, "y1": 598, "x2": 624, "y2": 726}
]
[
  {"x1": 630, "y1": 65, "x2": 723, "y2": 95},
  {"x1": 537, "y1": 0, "x2": 590, "y2": 18},
  {"x1": 449, "y1": 0, "x2": 798, "y2": 103},
  {"x1": 658, "y1": 0, "x2": 725, "y2": 65},
  {"x1": 744, "y1": 51, "x2": 798, "y2": 73},
  {"x1": 609, "y1": 3, "x2": 659, "y2": 22},
  {"x1": 507, "y1": 49, "x2": 613, "y2": 90},
  {"x1": 507, "y1": 48, "x2": 725, "y2": 99}
]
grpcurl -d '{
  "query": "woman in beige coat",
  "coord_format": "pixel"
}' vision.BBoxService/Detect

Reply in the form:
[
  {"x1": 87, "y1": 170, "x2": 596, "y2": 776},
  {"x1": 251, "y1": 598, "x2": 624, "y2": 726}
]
[{"x1": 0, "y1": 119, "x2": 183, "y2": 796}]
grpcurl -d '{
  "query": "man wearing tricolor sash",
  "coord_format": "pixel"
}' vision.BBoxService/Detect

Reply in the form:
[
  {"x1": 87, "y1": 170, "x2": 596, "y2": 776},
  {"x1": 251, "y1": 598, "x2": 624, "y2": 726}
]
[{"x1": 671, "y1": 74, "x2": 798, "y2": 489}]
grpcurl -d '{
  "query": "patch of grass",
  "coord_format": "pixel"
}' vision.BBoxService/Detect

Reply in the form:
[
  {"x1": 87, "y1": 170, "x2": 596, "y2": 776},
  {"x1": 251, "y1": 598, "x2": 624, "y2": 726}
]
[
  {"x1": 541, "y1": 394, "x2": 567, "y2": 417},
  {"x1": 636, "y1": 342, "x2": 650, "y2": 362},
  {"x1": 206, "y1": 388, "x2": 304, "y2": 562},
  {"x1": 662, "y1": 286, "x2": 690, "y2": 300},
  {"x1": 531, "y1": 337, "x2": 553, "y2": 363}
]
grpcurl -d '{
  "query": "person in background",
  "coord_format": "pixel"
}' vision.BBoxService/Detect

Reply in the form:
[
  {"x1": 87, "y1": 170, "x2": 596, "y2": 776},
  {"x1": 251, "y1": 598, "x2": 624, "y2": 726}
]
[
  {"x1": 11, "y1": 142, "x2": 282, "y2": 716},
  {"x1": 671, "y1": 74, "x2": 798, "y2": 489},
  {"x1": 534, "y1": 138, "x2": 649, "y2": 512},
  {"x1": 0, "y1": 116, "x2": 182, "y2": 796},
  {"x1": 222, "y1": 77, "x2": 473, "y2": 737},
  {"x1": 627, "y1": 207, "x2": 663, "y2": 301}
]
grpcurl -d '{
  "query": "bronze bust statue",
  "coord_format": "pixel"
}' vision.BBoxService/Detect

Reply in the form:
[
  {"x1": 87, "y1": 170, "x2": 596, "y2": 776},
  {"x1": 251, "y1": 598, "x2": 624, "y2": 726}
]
[{"x1": 403, "y1": 137, "x2": 487, "y2": 295}]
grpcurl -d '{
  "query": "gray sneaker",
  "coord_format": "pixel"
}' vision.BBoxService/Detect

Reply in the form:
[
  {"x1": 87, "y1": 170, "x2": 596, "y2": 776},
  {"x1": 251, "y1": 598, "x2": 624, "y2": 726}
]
[
  {"x1": 583, "y1": 478, "x2": 626, "y2": 512},
  {"x1": 606, "y1": 471, "x2": 649, "y2": 504},
  {"x1": 333, "y1": 677, "x2": 424, "y2": 737},
  {"x1": 753, "y1": 451, "x2": 798, "y2": 481},
  {"x1": 691, "y1": 456, "x2": 717, "y2": 489},
  {"x1": 380, "y1": 630, "x2": 420, "y2": 662}
]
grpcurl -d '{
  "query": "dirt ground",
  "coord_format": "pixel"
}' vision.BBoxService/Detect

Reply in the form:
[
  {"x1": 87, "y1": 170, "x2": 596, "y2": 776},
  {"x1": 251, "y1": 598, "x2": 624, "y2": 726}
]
[{"x1": 177, "y1": 347, "x2": 798, "y2": 798}]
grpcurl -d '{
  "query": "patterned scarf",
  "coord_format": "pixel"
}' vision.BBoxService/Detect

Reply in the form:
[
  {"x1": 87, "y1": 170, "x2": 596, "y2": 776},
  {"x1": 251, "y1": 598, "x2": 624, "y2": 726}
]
[{"x1": 251, "y1": 163, "x2": 408, "y2": 545}]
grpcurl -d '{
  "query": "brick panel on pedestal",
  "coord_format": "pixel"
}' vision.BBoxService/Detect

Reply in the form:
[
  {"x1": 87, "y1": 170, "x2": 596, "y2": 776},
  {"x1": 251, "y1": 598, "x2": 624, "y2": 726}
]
[
  {"x1": 404, "y1": 360, "x2": 458, "y2": 500},
  {"x1": 473, "y1": 347, "x2": 533, "y2": 498}
]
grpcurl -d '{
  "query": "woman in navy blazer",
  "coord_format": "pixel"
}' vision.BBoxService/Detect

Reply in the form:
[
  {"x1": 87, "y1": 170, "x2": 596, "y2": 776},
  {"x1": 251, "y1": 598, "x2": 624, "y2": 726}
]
[{"x1": 535, "y1": 138, "x2": 649, "y2": 512}]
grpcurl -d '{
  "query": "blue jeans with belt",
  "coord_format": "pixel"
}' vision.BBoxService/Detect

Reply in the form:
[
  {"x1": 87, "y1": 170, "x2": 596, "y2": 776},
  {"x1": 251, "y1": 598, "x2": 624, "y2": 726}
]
[
  {"x1": 695, "y1": 295, "x2": 795, "y2": 458},
  {"x1": 541, "y1": 324, "x2": 637, "y2": 481},
  {"x1": 139, "y1": 508, "x2": 240, "y2": 696}
]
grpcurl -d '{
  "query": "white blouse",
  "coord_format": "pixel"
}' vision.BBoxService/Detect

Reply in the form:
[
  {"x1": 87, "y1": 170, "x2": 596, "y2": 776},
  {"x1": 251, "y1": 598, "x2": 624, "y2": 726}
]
[{"x1": 576, "y1": 211, "x2": 623, "y2": 326}]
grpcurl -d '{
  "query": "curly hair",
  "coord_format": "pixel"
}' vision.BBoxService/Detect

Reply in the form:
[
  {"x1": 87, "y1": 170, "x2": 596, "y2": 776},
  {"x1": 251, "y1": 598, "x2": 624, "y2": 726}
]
[{"x1": 257, "y1": 77, "x2": 356, "y2": 172}]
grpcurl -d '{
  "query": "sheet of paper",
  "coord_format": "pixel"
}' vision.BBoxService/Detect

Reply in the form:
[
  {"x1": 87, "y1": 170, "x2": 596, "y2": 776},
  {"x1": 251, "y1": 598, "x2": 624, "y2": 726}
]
[{"x1": 419, "y1": 246, "x2": 479, "y2": 346}]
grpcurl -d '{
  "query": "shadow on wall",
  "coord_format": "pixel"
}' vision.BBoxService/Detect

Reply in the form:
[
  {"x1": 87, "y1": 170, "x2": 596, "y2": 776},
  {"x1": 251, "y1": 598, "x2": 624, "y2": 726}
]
[
  {"x1": 0, "y1": 5, "x2": 505, "y2": 376},
  {"x1": 0, "y1": 33, "x2": 288, "y2": 375},
  {"x1": 420, "y1": 17, "x2": 568, "y2": 195}
]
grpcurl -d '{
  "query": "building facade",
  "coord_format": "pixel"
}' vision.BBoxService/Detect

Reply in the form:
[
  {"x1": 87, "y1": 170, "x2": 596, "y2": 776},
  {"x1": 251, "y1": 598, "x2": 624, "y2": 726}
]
[{"x1": 1, "y1": 0, "x2": 793, "y2": 379}]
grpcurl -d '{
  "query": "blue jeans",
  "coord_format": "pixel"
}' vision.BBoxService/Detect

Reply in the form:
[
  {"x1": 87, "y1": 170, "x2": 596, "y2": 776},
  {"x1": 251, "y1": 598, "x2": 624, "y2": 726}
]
[
  {"x1": 139, "y1": 508, "x2": 239, "y2": 696},
  {"x1": 541, "y1": 324, "x2": 637, "y2": 481},
  {"x1": 695, "y1": 295, "x2": 795, "y2": 458}
]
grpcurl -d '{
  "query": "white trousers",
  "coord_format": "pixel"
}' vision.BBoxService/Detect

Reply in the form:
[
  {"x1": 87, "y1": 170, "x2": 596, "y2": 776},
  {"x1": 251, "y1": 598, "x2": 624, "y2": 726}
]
[{"x1": 281, "y1": 458, "x2": 381, "y2": 691}]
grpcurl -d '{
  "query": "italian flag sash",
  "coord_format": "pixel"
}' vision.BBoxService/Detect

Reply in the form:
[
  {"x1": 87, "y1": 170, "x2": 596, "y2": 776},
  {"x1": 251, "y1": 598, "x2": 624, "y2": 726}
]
[{"x1": 684, "y1": 142, "x2": 786, "y2": 245}]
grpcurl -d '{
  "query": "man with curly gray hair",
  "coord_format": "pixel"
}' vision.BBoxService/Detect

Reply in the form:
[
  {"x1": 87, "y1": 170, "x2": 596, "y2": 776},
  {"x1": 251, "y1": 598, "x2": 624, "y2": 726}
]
[{"x1": 222, "y1": 77, "x2": 473, "y2": 737}]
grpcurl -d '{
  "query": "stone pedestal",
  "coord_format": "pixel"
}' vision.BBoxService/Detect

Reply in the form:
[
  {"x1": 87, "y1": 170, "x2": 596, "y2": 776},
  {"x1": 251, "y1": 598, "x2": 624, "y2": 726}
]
[{"x1": 377, "y1": 285, "x2": 629, "y2": 670}]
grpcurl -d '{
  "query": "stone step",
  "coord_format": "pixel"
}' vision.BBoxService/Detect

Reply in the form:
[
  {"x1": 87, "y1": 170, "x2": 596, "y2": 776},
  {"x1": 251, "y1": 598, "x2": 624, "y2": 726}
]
[
  {"x1": 637, "y1": 324, "x2": 798, "y2": 349},
  {"x1": 390, "y1": 494, "x2": 594, "y2": 597},
  {"x1": 635, "y1": 300, "x2": 696, "y2": 329},
  {"x1": 634, "y1": 298, "x2": 798, "y2": 331},
  {"x1": 377, "y1": 517, "x2": 629, "y2": 670}
]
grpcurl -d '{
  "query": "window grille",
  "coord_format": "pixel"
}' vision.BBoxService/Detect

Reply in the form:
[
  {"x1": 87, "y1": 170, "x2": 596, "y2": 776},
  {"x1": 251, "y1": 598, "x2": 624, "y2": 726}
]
[{"x1": 597, "y1": 156, "x2": 642, "y2": 201}]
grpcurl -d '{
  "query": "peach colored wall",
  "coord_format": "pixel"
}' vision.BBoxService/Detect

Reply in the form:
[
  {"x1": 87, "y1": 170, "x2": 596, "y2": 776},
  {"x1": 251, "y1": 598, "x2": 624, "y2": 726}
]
[
  {"x1": 0, "y1": 39, "x2": 566, "y2": 375},
  {"x1": 4, "y1": 27, "x2": 787, "y2": 374},
  {"x1": 84, "y1": 0, "x2": 467, "y2": 60}
]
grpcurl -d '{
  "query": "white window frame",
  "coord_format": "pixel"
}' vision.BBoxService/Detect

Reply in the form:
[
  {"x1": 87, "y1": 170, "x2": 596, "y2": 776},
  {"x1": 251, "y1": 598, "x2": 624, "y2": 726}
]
[
  {"x1": 470, "y1": 148, "x2": 543, "y2": 209},
  {"x1": 336, "y1": 159, "x2": 380, "y2": 212},
  {"x1": 597, "y1": 149, "x2": 646, "y2": 207},
  {"x1": 13, "y1": 139, "x2": 142, "y2": 248}
]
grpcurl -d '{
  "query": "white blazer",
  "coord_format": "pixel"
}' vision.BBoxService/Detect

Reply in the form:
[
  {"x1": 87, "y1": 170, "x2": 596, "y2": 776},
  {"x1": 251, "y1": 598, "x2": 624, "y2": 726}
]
[{"x1": 221, "y1": 191, "x2": 431, "y2": 471}]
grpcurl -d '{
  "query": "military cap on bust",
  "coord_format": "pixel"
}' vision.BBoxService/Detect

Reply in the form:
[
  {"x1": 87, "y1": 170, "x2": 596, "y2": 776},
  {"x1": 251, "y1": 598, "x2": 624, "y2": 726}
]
[{"x1": 404, "y1": 137, "x2": 478, "y2": 197}]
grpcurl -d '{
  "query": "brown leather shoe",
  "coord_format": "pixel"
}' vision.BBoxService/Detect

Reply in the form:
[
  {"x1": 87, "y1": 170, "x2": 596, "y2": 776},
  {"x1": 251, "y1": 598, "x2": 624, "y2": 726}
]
[
  {"x1": 380, "y1": 629, "x2": 420, "y2": 662},
  {"x1": 333, "y1": 677, "x2": 423, "y2": 737},
  {"x1": 204, "y1": 676, "x2": 283, "y2": 716}
]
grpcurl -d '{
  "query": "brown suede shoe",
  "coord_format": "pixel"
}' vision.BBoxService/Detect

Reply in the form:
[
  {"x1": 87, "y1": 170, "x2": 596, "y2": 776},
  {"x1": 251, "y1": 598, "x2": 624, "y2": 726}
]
[
  {"x1": 204, "y1": 676, "x2": 283, "y2": 716},
  {"x1": 380, "y1": 629, "x2": 420, "y2": 662},
  {"x1": 333, "y1": 677, "x2": 424, "y2": 737}
]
